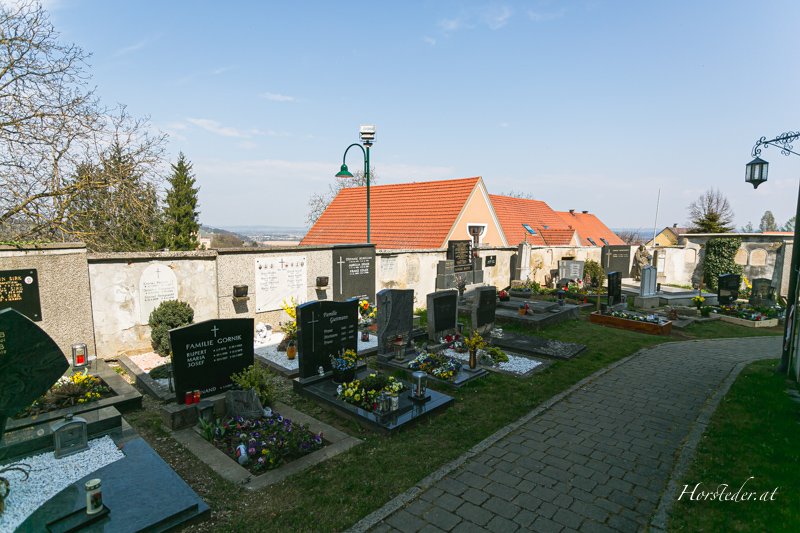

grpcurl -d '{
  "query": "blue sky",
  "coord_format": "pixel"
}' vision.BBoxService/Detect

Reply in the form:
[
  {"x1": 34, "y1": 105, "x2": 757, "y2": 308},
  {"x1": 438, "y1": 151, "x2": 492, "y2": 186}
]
[{"x1": 44, "y1": 0, "x2": 800, "y2": 232}]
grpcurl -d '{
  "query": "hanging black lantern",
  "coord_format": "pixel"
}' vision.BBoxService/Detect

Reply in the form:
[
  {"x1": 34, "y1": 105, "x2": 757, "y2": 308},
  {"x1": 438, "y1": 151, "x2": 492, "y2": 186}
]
[{"x1": 745, "y1": 157, "x2": 768, "y2": 189}]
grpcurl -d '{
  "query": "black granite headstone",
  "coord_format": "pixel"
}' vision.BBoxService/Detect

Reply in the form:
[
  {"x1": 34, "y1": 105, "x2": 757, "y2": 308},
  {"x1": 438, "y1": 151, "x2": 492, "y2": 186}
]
[
  {"x1": 447, "y1": 240, "x2": 472, "y2": 273},
  {"x1": 607, "y1": 272, "x2": 622, "y2": 306},
  {"x1": 427, "y1": 290, "x2": 458, "y2": 341},
  {"x1": 0, "y1": 309, "x2": 68, "y2": 437},
  {"x1": 717, "y1": 273, "x2": 741, "y2": 305},
  {"x1": 332, "y1": 247, "x2": 376, "y2": 302},
  {"x1": 0, "y1": 269, "x2": 42, "y2": 321},
  {"x1": 376, "y1": 289, "x2": 414, "y2": 356},
  {"x1": 168, "y1": 318, "x2": 254, "y2": 404},
  {"x1": 485, "y1": 256, "x2": 497, "y2": 267},
  {"x1": 296, "y1": 299, "x2": 358, "y2": 380},
  {"x1": 601, "y1": 246, "x2": 631, "y2": 276},
  {"x1": 472, "y1": 286, "x2": 497, "y2": 334}
]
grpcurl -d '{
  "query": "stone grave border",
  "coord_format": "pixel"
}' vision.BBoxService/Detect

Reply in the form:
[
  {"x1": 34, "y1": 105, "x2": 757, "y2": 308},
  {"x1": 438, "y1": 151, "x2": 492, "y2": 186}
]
[
  {"x1": 473, "y1": 351, "x2": 553, "y2": 378},
  {"x1": 718, "y1": 315, "x2": 779, "y2": 328},
  {"x1": 117, "y1": 354, "x2": 173, "y2": 402},
  {"x1": 376, "y1": 356, "x2": 489, "y2": 388},
  {"x1": 589, "y1": 311, "x2": 673, "y2": 335},
  {"x1": 5, "y1": 359, "x2": 142, "y2": 434},
  {"x1": 170, "y1": 401, "x2": 361, "y2": 490}
]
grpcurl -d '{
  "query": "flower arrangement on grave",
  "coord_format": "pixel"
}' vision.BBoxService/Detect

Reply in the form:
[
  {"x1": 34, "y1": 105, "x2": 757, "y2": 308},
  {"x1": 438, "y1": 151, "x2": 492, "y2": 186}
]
[
  {"x1": 700, "y1": 306, "x2": 713, "y2": 318},
  {"x1": 600, "y1": 310, "x2": 666, "y2": 325},
  {"x1": 201, "y1": 412, "x2": 323, "y2": 473},
  {"x1": 358, "y1": 300, "x2": 376, "y2": 327},
  {"x1": 691, "y1": 296, "x2": 705, "y2": 309},
  {"x1": 408, "y1": 353, "x2": 462, "y2": 380},
  {"x1": 498, "y1": 290, "x2": 509, "y2": 301},
  {"x1": 717, "y1": 304, "x2": 780, "y2": 321},
  {"x1": 463, "y1": 330, "x2": 487, "y2": 351},
  {"x1": 13, "y1": 369, "x2": 111, "y2": 419},
  {"x1": 330, "y1": 349, "x2": 358, "y2": 371},
  {"x1": 741, "y1": 275, "x2": 752, "y2": 299},
  {"x1": 279, "y1": 298, "x2": 298, "y2": 348},
  {"x1": 337, "y1": 373, "x2": 408, "y2": 411}
]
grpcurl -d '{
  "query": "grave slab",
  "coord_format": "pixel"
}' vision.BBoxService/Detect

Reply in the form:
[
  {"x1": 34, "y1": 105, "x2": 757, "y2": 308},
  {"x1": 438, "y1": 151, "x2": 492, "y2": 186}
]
[
  {"x1": 20, "y1": 437, "x2": 210, "y2": 533},
  {"x1": 377, "y1": 356, "x2": 489, "y2": 388},
  {"x1": 490, "y1": 332, "x2": 587, "y2": 360},
  {"x1": 493, "y1": 300, "x2": 580, "y2": 330}
]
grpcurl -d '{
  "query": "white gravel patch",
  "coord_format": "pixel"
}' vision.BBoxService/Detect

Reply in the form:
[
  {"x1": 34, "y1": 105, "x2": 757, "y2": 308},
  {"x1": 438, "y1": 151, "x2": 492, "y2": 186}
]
[
  {"x1": 0, "y1": 436, "x2": 124, "y2": 532},
  {"x1": 441, "y1": 348, "x2": 542, "y2": 376},
  {"x1": 254, "y1": 332, "x2": 378, "y2": 371}
]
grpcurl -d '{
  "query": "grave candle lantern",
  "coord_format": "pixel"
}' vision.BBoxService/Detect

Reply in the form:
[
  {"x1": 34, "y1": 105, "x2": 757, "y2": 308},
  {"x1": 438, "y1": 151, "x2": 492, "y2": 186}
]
[
  {"x1": 52, "y1": 413, "x2": 89, "y2": 458},
  {"x1": 72, "y1": 343, "x2": 88, "y2": 368},
  {"x1": 361, "y1": 331, "x2": 369, "y2": 342},
  {"x1": 412, "y1": 371, "x2": 428, "y2": 399},
  {"x1": 85, "y1": 478, "x2": 103, "y2": 515},
  {"x1": 378, "y1": 391, "x2": 391, "y2": 413},
  {"x1": 394, "y1": 336, "x2": 406, "y2": 360},
  {"x1": 233, "y1": 285, "x2": 248, "y2": 298}
]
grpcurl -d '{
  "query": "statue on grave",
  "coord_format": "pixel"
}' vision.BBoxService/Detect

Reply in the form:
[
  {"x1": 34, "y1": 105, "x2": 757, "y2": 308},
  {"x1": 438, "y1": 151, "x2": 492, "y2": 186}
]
[{"x1": 631, "y1": 245, "x2": 652, "y2": 281}]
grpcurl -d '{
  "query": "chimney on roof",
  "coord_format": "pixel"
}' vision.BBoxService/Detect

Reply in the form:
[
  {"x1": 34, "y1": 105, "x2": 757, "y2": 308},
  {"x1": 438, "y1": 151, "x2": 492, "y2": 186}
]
[
  {"x1": 673, "y1": 223, "x2": 677, "y2": 228},
  {"x1": 569, "y1": 209, "x2": 575, "y2": 215},
  {"x1": 582, "y1": 210, "x2": 588, "y2": 214}
]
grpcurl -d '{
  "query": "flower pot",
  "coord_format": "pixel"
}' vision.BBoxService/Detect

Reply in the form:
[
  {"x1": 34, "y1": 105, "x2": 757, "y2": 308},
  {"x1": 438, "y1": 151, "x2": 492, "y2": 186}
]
[
  {"x1": 499, "y1": 296, "x2": 510, "y2": 302},
  {"x1": 518, "y1": 308, "x2": 526, "y2": 316},
  {"x1": 286, "y1": 342, "x2": 296, "y2": 360},
  {"x1": 332, "y1": 366, "x2": 356, "y2": 384},
  {"x1": 469, "y1": 348, "x2": 477, "y2": 369}
]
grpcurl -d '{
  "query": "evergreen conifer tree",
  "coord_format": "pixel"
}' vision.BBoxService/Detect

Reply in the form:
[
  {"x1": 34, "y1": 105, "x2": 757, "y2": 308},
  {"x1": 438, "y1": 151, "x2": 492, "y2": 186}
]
[{"x1": 161, "y1": 152, "x2": 200, "y2": 250}]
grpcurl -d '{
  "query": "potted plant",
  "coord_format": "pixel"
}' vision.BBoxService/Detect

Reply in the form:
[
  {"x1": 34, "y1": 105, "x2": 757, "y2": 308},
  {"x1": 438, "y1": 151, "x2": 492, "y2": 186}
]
[
  {"x1": 463, "y1": 330, "x2": 487, "y2": 369},
  {"x1": 330, "y1": 349, "x2": 358, "y2": 383},
  {"x1": 498, "y1": 290, "x2": 510, "y2": 302},
  {"x1": 691, "y1": 296, "x2": 705, "y2": 310}
]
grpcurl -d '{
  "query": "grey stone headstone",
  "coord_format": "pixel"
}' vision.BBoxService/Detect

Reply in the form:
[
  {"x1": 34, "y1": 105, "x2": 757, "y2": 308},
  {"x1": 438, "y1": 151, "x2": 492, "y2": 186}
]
[
  {"x1": 0, "y1": 309, "x2": 69, "y2": 435},
  {"x1": 639, "y1": 266, "x2": 657, "y2": 296},
  {"x1": 515, "y1": 241, "x2": 532, "y2": 281},
  {"x1": 332, "y1": 247, "x2": 376, "y2": 303},
  {"x1": 377, "y1": 289, "x2": 415, "y2": 355},
  {"x1": 427, "y1": 290, "x2": 458, "y2": 341},
  {"x1": 558, "y1": 260, "x2": 584, "y2": 282},
  {"x1": 472, "y1": 286, "x2": 497, "y2": 335},
  {"x1": 296, "y1": 299, "x2": 358, "y2": 380},
  {"x1": 225, "y1": 389, "x2": 265, "y2": 419},
  {"x1": 601, "y1": 246, "x2": 631, "y2": 277},
  {"x1": 607, "y1": 272, "x2": 622, "y2": 305},
  {"x1": 437, "y1": 260, "x2": 454, "y2": 277}
]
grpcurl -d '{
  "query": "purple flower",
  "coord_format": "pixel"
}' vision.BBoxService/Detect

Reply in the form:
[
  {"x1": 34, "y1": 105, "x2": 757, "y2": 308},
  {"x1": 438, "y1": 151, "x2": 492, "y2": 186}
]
[
  {"x1": 314, "y1": 435, "x2": 322, "y2": 444},
  {"x1": 248, "y1": 447, "x2": 256, "y2": 454}
]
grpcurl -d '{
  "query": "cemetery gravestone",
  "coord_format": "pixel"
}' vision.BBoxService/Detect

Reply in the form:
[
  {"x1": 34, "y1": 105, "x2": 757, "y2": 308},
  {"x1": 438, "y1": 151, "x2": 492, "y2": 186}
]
[
  {"x1": 607, "y1": 272, "x2": 622, "y2": 306},
  {"x1": 139, "y1": 264, "x2": 179, "y2": 324},
  {"x1": 0, "y1": 308, "x2": 69, "y2": 438},
  {"x1": 601, "y1": 245, "x2": 632, "y2": 277},
  {"x1": 750, "y1": 278, "x2": 775, "y2": 306},
  {"x1": 376, "y1": 289, "x2": 414, "y2": 356},
  {"x1": 471, "y1": 286, "x2": 497, "y2": 335},
  {"x1": 558, "y1": 260, "x2": 584, "y2": 282},
  {"x1": 717, "y1": 274, "x2": 741, "y2": 306},
  {"x1": 436, "y1": 260, "x2": 456, "y2": 290},
  {"x1": 168, "y1": 318, "x2": 254, "y2": 404},
  {"x1": 514, "y1": 241, "x2": 532, "y2": 281},
  {"x1": 640, "y1": 266, "x2": 657, "y2": 296},
  {"x1": 332, "y1": 247, "x2": 376, "y2": 302},
  {"x1": 296, "y1": 299, "x2": 358, "y2": 381},
  {"x1": 427, "y1": 290, "x2": 458, "y2": 341},
  {"x1": 447, "y1": 240, "x2": 472, "y2": 273},
  {"x1": 0, "y1": 268, "x2": 42, "y2": 321},
  {"x1": 255, "y1": 255, "x2": 307, "y2": 312}
]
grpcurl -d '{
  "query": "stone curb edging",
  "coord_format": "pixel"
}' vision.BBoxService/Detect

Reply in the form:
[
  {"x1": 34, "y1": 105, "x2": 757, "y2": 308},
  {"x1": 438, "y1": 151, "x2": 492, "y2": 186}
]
[
  {"x1": 344, "y1": 346, "x2": 652, "y2": 533},
  {"x1": 648, "y1": 352, "x2": 781, "y2": 532}
]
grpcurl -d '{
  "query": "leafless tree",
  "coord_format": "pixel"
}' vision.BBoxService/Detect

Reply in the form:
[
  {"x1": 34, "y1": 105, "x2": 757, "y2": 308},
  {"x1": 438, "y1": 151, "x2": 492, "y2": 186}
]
[
  {"x1": 0, "y1": 1, "x2": 167, "y2": 244},
  {"x1": 306, "y1": 166, "x2": 378, "y2": 226},
  {"x1": 498, "y1": 189, "x2": 536, "y2": 200},
  {"x1": 687, "y1": 187, "x2": 735, "y2": 233},
  {"x1": 615, "y1": 229, "x2": 644, "y2": 244}
]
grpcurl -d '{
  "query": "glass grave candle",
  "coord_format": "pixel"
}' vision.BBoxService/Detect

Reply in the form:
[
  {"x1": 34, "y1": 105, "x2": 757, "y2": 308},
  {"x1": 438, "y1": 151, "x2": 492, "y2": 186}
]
[
  {"x1": 52, "y1": 414, "x2": 89, "y2": 458},
  {"x1": 85, "y1": 478, "x2": 103, "y2": 514},
  {"x1": 411, "y1": 371, "x2": 428, "y2": 399}
]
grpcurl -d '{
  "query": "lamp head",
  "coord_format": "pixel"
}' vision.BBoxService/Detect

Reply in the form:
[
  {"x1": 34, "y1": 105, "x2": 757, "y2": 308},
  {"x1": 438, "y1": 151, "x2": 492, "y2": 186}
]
[
  {"x1": 335, "y1": 164, "x2": 354, "y2": 179},
  {"x1": 745, "y1": 157, "x2": 768, "y2": 189}
]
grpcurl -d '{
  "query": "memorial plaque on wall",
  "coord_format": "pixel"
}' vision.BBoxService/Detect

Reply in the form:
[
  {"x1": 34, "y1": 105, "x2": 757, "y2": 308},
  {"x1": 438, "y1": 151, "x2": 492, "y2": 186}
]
[
  {"x1": 296, "y1": 299, "x2": 358, "y2": 380},
  {"x1": 485, "y1": 256, "x2": 497, "y2": 267},
  {"x1": 139, "y1": 264, "x2": 178, "y2": 324},
  {"x1": 558, "y1": 260, "x2": 584, "y2": 281},
  {"x1": 168, "y1": 318, "x2": 254, "y2": 404},
  {"x1": 0, "y1": 269, "x2": 42, "y2": 322},
  {"x1": 255, "y1": 255, "x2": 307, "y2": 313},
  {"x1": 447, "y1": 240, "x2": 472, "y2": 273},
  {"x1": 602, "y1": 246, "x2": 631, "y2": 276},
  {"x1": 332, "y1": 247, "x2": 376, "y2": 302}
]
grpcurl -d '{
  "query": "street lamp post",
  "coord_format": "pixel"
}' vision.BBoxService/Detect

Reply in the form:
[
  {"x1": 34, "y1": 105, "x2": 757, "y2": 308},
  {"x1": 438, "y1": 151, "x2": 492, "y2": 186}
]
[
  {"x1": 747, "y1": 131, "x2": 800, "y2": 376},
  {"x1": 335, "y1": 125, "x2": 375, "y2": 243}
]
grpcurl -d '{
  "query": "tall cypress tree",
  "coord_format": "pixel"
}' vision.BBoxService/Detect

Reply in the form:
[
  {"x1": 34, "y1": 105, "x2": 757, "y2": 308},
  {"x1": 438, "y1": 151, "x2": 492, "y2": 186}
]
[{"x1": 162, "y1": 152, "x2": 200, "y2": 250}]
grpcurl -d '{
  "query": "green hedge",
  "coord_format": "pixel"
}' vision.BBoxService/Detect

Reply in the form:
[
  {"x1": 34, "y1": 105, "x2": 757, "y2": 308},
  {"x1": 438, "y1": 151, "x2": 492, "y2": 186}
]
[{"x1": 702, "y1": 237, "x2": 743, "y2": 291}]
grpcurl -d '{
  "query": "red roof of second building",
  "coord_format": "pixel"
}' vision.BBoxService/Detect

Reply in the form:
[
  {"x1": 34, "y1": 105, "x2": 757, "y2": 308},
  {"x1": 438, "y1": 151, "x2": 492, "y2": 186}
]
[
  {"x1": 301, "y1": 177, "x2": 481, "y2": 249},
  {"x1": 489, "y1": 195, "x2": 570, "y2": 246},
  {"x1": 555, "y1": 211, "x2": 625, "y2": 246}
]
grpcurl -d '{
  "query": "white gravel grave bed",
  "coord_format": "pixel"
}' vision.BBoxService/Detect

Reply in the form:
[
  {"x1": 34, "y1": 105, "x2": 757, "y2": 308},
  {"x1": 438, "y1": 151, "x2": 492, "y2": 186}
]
[
  {"x1": 440, "y1": 348, "x2": 542, "y2": 376},
  {"x1": 0, "y1": 436, "x2": 125, "y2": 532},
  {"x1": 255, "y1": 332, "x2": 378, "y2": 371}
]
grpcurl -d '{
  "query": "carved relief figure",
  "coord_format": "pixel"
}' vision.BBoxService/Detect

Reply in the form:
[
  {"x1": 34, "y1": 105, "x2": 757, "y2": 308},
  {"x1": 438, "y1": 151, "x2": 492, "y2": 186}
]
[{"x1": 631, "y1": 245, "x2": 652, "y2": 280}]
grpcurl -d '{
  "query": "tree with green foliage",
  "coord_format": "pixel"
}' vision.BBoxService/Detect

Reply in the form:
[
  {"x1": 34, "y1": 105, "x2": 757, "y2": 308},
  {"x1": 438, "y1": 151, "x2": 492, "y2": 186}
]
[
  {"x1": 783, "y1": 217, "x2": 795, "y2": 232},
  {"x1": 687, "y1": 188, "x2": 735, "y2": 233},
  {"x1": 161, "y1": 153, "x2": 200, "y2": 250},
  {"x1": 759, "y1": 211, "x2": 778, "y2": 232},
  {"x1": 702, "y1": 237, "x2": 743, "y2": 291},
  {"x1": 148, "y1": 300, "x2": 194, "y2": 357},
  {"x1": 740, "y1": 221, "x2": 755, "y2": 233}
]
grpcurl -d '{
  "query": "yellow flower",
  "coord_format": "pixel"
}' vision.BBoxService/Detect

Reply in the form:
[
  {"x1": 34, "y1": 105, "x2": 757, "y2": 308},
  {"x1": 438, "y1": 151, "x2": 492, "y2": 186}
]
[
  {"x1": 262, "y1": 449, "x2": 269, "y2": 455},
  {"x1": 354, "y1": 394, "x2": 361, "y2": 401}
]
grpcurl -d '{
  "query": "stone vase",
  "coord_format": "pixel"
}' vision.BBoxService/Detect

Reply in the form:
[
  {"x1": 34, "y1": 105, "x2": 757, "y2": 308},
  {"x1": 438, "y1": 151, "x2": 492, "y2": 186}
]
[{"x1": 469, "y1": 348, "x2": 477, "y2": 369}]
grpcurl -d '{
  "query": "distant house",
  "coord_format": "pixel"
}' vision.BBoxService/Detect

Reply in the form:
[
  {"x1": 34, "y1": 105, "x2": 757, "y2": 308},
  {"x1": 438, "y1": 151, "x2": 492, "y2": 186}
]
[
  {"x1": 301, "y1": 176, "x2": 621, "y2": 250},
  {"x1": 647, "y1": 224, "x2": 695, "y2": 247}
]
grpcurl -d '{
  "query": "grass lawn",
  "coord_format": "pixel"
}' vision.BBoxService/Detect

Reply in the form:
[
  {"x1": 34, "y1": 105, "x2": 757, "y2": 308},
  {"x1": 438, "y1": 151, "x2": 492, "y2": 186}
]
[
  {"x1": 125, "y1": 310, "x2": 782, "y2": 532},
  {"x1": 668, "y1": 359, "x2": 800, "y2": 532}
]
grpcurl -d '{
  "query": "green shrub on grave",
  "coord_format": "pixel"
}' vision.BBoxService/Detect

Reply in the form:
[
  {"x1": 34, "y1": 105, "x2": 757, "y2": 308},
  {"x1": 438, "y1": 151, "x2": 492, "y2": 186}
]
[
  {"x1": 230, "y1": 364, "x2": 277, "y2": 406},
  {"x1": 148, "y1": 300, "x2": 194, "y2": 357},
  {"x1": 584, "y1": 259, "x2": 605, "y2": 288}
]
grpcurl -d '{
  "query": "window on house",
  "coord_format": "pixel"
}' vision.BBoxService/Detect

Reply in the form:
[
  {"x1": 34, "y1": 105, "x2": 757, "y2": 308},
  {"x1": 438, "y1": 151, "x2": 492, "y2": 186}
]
[
  {"x1": 600, "y1": 238, "x2": 609, "y2": 245},
  {"x1": 587, "y1": 238, "x2": 597, "y2": 245},
  {"x1": 522, "y1": 223, "x2": 537, "y2": 235}
]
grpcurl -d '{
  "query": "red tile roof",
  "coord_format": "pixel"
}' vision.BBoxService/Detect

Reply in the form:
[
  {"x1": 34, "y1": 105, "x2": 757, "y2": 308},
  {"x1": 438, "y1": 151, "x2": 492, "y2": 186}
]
[
  {"x1": 539, "y1": 228, "x2": 578, "y2": 246},
  {"x1": 555, "y1": 211, "x2": 625, "y2": 246},
  {"x1": 489, "y1": 195, "x2": 570, "y2": 246},
  {"x1": 301, "y1": 177, "x2": 482, "y2": 250}
]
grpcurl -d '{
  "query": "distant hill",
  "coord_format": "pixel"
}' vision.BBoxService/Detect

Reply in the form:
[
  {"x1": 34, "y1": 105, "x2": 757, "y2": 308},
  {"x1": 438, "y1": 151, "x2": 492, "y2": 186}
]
[
  {"x1": 221, "y1": 225, "x2": 307, "y2": 234},
  {"x1": 200, "y1": 226, "x2": 257, "y2": 248}
]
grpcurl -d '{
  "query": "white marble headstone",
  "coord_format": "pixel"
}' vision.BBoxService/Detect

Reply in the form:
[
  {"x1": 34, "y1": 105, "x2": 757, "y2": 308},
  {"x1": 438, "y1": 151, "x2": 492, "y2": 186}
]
[
  {"x1": 139, "y1": 263, "x2": 179, "y2": 323},
  {"x1": 255, "y1": 256, "x2": 307, "y2": 313},
  {"x1": 639, "y1": 266, "x2": 657, "y2": 296}
]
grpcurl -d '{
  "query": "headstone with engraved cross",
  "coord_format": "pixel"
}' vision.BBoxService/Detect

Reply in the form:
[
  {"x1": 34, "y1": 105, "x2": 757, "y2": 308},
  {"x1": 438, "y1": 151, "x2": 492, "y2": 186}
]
[
  {"x1": 168, "y1": 318, "x2": 254, "y2": 404},
  {"x1": 296, "y1": 299, "x2": 359, "y2": 382},
  {"x1": 332, "y1": 247, "x2": 376, "y2": 303},
  {"x1": 376, "y1": 289, "x2": 415, "y2": 357}
]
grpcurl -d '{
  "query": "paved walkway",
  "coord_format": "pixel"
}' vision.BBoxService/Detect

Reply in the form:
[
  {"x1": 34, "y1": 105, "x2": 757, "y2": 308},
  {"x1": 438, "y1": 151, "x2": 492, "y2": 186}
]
[{"x1": 352, "y1": 337, "x2": 781, "y2": 533}]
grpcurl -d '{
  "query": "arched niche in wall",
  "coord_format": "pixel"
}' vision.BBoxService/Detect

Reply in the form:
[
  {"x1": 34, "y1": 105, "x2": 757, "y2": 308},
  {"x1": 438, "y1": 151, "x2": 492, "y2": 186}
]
[
  {"x1": 750, "y1": 248, "x2": 767, "y2": 267},
  {"x1": 684, "y1": 249, "x2": 697, "y2": 263},
  {"x1": 734, "y1": 248, "x2": 748, "y2": 265}
]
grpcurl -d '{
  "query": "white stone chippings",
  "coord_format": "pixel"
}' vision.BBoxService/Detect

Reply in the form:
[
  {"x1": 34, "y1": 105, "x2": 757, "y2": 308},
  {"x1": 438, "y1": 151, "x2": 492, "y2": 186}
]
[
  {"x1": 0, "y1": 436, "x2": 124, "y2": 532},
  {"x1": 441, "y1": 348, "x2": 542, "y2": 375},
  {"x1": 254, "y1": 332, "x2": 378, "y2": 371}
]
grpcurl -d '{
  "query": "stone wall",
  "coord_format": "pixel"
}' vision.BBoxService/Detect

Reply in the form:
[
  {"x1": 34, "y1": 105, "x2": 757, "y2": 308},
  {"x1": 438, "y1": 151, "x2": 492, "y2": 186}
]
[{"x1": 0, "y1": 244, "x2": 95, "y2": 361}]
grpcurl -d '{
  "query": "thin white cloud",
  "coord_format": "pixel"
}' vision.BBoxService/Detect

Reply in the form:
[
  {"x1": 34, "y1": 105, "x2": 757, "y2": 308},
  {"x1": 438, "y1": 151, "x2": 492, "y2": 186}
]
[
  {"x1": 438, "y1": 17, "x2": 471, "y2": 32},
  {"x1": 423, "y1": 36, "x2": 436, "y2": 46},
  {"x1": 500, "y1": 122, "x2": 509, "y2": 128},
  {"x1": 186, "y1": 118, "x2": 264, "y2": 138},
  {"x1": 259, "y1": 92, "x2": 294, "y2": 102},
  {"x1": 213, "y1": 66, "x2": 235, "y2": 75},
  {"x1": 114, "y1": 38, "x2": 150, "y2": 57},
  {"x1": 528, "y1": 9, "x2": 565, "y2": 22},
  {"x1": 238, "y1": 141, "x2": 258, "y2": 149},
  {"x1": 482, "y1": 6, "x2": 512, "y2": 29}
]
